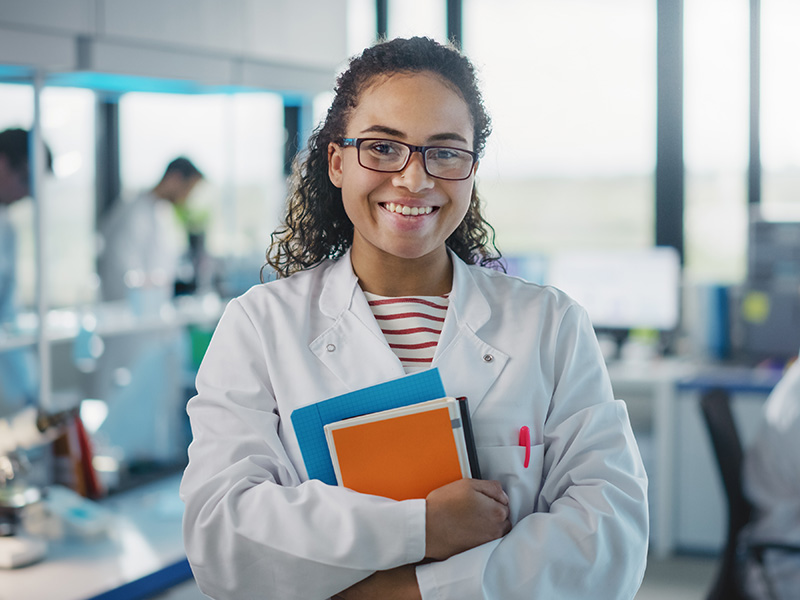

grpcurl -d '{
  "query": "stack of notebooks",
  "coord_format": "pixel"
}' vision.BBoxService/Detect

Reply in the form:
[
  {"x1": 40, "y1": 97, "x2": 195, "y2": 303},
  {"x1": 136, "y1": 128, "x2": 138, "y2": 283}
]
[{"x1": 291, "y1": 369, "x2": 480, "y2": 501}]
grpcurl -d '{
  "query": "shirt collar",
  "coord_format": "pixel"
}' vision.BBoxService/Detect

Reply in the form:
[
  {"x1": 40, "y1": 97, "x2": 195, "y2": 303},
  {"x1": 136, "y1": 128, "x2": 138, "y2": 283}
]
[{"x1": 317, "y1": 247, "x2": 492, "y2": 333}]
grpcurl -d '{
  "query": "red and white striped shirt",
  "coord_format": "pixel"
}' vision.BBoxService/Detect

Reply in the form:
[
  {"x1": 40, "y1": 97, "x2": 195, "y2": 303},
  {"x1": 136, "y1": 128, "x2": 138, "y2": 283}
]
[{"x1": 364, "y1": 291, "x2": 450, "y2": 373}]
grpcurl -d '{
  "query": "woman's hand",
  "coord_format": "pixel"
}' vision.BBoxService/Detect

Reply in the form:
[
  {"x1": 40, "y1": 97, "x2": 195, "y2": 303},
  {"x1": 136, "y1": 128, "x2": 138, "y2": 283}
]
[
  {"x1": 334, "y1": 479, "x2": 510, "y2": 598},
  {"x1": 333, "y1": 565, "x2": 422, "y2": 600},
  {"x1": 424, "y1": 478, "x2": 512, "y2": 560}
]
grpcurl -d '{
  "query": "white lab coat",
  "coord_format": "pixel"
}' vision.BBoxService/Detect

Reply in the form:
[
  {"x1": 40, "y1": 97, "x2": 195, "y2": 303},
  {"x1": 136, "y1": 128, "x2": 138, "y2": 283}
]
[
  {"x1": 97, "y1": 190, "x2": 185, "y2": 302},
  {"x1": 742, "y1": 357, "x2": 800, "y2": 600},
  {"x1": 180, "y1": 249, "x2": 649, "y2": 600}
]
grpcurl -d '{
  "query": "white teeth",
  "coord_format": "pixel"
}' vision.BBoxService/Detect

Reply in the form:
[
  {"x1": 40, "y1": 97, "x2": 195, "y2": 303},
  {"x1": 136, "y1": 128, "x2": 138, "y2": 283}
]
[{"x1": 386, "y1": 203, "x2": 433, "y2": 215}]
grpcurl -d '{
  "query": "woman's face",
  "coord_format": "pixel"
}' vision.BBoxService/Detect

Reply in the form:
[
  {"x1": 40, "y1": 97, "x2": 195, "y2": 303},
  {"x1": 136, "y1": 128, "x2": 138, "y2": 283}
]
[{"x1": 328, "y1": 71, "x2": 477, "y2": 266}]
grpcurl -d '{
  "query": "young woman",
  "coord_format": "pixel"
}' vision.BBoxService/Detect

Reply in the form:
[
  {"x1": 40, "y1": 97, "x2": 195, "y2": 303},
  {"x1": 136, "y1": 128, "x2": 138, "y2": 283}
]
[{"x1": 180, "y1": 37, "x2": 649, "y2": 600}]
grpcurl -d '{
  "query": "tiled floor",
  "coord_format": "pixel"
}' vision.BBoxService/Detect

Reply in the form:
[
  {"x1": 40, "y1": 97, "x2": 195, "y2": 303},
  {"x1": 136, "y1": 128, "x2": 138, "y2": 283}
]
[{"x1": 153, "y1": 554, "x2": 719, "y2": 599}]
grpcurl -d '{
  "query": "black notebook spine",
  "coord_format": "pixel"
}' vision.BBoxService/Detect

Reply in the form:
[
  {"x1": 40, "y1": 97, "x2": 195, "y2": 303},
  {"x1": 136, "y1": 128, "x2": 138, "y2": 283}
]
[{"x1": 456, "y1": 396, "x2": 481, "y2": 479}]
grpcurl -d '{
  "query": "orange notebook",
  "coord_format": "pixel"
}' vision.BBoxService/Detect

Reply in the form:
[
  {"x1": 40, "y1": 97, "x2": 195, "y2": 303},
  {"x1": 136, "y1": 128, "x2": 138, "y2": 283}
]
[{"x1": 323, "y1": 397, "x2": 473, "y2": 501}]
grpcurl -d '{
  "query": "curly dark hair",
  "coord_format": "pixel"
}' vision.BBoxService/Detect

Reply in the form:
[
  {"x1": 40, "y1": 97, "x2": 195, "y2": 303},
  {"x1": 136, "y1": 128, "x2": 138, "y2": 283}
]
[{"x1": 264, "y1": 36, "x2": 503, "y2": 279}]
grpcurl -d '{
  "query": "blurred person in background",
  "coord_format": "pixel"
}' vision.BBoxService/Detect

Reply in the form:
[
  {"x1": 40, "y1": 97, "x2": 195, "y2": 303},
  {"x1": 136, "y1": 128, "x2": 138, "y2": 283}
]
[
  {"x1": 0, "y1": 128, "x2": 51, "y2": 416},
  {"x1": 97, "y1": 156, "x2": 203, "y2": 303},
  {"x1": 91, "y1": 157, "x2": 203, "y2": 474},
  {"x1": 741, "y1": 352, "x2": 800, "y2": 600}
]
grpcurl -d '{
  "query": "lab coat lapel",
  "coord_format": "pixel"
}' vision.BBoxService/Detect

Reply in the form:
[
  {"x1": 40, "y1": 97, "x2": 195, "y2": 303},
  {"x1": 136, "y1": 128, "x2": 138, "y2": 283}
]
[
  {"x1": 433, "y1": 253, "x2": 508, "y2": 413},
  {"x1": 310, "y1": 252, "x2": 405, "y2": 391}
]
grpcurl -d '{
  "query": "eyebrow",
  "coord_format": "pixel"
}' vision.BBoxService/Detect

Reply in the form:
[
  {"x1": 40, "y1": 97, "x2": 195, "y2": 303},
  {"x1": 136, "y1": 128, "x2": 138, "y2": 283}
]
[{"x1": 359, "y1": 125, "x2": 470, "y2": 145}]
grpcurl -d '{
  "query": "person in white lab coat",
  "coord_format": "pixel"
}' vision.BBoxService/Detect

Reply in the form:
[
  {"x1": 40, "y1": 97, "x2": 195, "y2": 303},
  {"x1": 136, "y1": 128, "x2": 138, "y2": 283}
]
[
  {"x1": 97, "y1": 156, "x2": 203, "y2": 302},
  {"x1": 741, "y1": 354, "x2": 800, "y2": 600},
  {"x1": 0, "y1": 129, "x2": 50, "y2": 415},
  {"x1": 93, "y1": 157, "x2": 203, "y2": 467},
  {"x1": 180, "y1": 37, "x2": 649, "y2": 600}
]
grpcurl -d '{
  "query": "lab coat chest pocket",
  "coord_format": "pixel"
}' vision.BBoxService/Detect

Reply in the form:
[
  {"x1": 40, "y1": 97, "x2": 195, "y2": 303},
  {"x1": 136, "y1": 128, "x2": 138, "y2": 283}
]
[{"x1": 476, "y1": 443, "x2": 545, "y2": 525}]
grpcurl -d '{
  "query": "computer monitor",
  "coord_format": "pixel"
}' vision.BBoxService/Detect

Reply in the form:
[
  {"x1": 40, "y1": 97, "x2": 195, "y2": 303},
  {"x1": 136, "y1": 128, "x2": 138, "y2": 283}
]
[{"x1": 546, "y1": 247, "x2": 682, "y2": 332}]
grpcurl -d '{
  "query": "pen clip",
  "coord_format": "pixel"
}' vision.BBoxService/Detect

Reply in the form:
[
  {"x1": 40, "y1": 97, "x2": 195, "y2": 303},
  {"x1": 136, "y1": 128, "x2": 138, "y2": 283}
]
[{"x1": 518, "y1": 426, "x2": 530, "y2": 468}]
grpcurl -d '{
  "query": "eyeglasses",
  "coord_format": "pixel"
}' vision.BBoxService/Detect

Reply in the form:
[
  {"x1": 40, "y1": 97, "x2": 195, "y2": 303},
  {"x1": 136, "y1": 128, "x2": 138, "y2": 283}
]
[{"x1": 339, "y1": 138, "x2": 478, "y2": 181}]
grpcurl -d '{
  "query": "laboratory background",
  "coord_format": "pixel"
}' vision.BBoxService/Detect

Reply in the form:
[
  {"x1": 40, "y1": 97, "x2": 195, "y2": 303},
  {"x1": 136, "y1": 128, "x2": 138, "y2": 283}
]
[{"x1": 1, "y1": 0, "x2": 799, "y2": 598}]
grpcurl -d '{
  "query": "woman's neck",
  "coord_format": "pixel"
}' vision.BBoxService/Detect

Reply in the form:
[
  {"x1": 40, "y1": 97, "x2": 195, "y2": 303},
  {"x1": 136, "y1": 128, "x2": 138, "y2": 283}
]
[{"x1": 350, "y1": 245, "x2": 453, "y2": 297}]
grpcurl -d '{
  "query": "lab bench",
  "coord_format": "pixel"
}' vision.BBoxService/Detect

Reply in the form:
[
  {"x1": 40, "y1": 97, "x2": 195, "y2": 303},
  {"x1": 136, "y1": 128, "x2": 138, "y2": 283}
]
[
  {"x1": 0, "y1": 474, "x2": 191, "y2": 600},
  {"x1": 0, "y1": 293, "x2": 225, "y2": 354},
  {"x1": 608, "y1": 357, "x2": 782, "y2": 558}
]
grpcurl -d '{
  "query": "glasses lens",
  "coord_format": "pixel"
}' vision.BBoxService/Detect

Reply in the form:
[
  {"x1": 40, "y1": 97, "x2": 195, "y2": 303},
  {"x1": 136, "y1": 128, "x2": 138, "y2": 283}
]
[
  {"x1": 424, "y1": 147, "x2": 474, "y2": 180},
  {"x1": 358, "y1": 139, "x2": 409, "y2": 171}
]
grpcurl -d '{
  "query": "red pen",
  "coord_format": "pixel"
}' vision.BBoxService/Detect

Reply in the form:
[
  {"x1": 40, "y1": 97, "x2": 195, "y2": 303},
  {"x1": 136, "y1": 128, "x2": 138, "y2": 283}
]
[{"x1": 518, "y1": 426, "x2": 531, "y2": 468}]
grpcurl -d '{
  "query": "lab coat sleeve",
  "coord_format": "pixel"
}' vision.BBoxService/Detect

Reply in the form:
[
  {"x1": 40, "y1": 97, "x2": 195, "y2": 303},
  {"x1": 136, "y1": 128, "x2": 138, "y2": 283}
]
[
  {"x1": 180, "y1": 299, "x2": 426, "y2": 600},
  {"x1": 416, "y1": 305, "x2": 649, "y2": 599}
]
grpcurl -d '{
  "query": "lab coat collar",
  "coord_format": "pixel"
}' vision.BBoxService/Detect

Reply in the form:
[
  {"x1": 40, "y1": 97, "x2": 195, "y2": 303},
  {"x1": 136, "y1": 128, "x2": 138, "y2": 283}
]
[
  {"x1": 434, "y1": 250, "x2": 509, "y2": 412},
  {"x1": 316, "y1": 248, "x2": 360, "y2": 319},
  {"x1": 312, "y1": 250, "x2": 406, "y2": 389},
  {"x1": 311, "y1": 249, "x2": 508, "y2": 411}
]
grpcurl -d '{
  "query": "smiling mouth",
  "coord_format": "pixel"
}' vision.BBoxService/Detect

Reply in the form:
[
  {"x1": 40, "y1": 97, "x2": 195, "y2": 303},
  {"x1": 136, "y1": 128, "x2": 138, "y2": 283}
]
[{"x1": 383, "y1": 202, "x2": 436, "y2": 216}]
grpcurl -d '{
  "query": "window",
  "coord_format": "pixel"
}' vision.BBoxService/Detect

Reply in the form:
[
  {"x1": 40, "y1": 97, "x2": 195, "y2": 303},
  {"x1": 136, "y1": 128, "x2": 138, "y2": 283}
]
[
  {"x1": 389, "y1": 0, "x2": 447, "y2": 42},
  {"x1": 683, "y1": 0, "x2": 750, "y2": 283},
  {"x1": 0, "y1": 83, "x2": 34, "y2": 308},
  {"x1": 761, "y1": 0, "x2": 800, "y2": 217},
  {"x1": 42, "y1": 87, "x2": 97, "y2": 306},
  {"x1": 347, "y1": 0, "x2": 378, "y2": 56},
  {"x1": 463, "y1": 0, "x2": 656, "y2": 257}
]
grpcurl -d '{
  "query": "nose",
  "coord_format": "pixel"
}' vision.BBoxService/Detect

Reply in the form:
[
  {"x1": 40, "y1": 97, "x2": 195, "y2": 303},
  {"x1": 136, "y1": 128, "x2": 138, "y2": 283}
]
[{"x1": 393, "y1": 151, "x2": 434, "y2": 192}]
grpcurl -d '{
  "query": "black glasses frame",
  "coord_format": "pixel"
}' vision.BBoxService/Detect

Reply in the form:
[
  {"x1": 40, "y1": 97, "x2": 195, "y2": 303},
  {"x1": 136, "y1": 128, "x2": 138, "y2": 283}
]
[{"x1": 339, "y1": 138, "x2": 478, "y2": 181}]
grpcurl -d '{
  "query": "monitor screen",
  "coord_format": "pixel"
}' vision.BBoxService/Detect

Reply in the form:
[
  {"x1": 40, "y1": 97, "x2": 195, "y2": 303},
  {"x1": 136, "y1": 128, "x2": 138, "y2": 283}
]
[{"x1": 546, "y1": 247, "x2": 681, "y2": 331}]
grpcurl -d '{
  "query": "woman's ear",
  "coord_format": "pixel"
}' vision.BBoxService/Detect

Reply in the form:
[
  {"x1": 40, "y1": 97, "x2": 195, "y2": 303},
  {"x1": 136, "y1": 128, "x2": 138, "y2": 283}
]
[{"x1": 328, "y1": 142, "x2": 343, "y2": 188}]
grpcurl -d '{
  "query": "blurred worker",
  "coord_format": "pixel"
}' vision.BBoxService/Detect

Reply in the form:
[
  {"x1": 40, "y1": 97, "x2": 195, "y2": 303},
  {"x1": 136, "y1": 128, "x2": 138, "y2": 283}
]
[
  {"x1": 0, "y1": 128, "x2": 51, "y2": 416},
  {"x1": 97, "y1": 156, "x2": 203, "y2": 302},
  {"x1": 741, "y1": 353, "x2": 800, "y2": 600},
  {"x1": 93, "y1": 157, "x2": 203, "y2": 470}
]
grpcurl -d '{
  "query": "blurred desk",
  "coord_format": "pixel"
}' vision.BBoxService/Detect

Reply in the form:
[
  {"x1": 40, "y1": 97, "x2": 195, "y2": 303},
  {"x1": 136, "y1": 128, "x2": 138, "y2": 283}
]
[
  {"x1": 672, "y1": 365, "x2": 782, "y2": 553},
  {"x1": 0, "y1": 475, "x2": 191, "y2": 600},
  {"x1": 607, "y1": 358, "x2": 698, "y2": 558},
  {"x1": 675, "y1": 364, "x2": 783, "y2": 395},
  {"x1": 609, "y1": 358, "x2": 785, "y2": 557}
]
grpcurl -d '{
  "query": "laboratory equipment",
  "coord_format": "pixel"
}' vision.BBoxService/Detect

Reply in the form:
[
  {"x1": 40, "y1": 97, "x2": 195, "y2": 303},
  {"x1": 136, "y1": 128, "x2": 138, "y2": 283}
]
[{"x1": 0, "y1": 406, "x2": 76, "y2": 568}]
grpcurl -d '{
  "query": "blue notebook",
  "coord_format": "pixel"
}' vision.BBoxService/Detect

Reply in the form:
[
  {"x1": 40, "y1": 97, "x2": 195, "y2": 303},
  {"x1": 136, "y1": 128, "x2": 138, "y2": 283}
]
[{"x1": 291, "y1": 368, "x2": 446, "y2": 485}]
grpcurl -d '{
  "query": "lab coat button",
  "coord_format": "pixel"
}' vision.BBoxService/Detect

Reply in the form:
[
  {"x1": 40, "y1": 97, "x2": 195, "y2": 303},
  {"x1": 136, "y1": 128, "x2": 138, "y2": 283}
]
[
  {"x1": 482, "y1": 353, "x2": 494, "y2": 363},
  {"x1": 326, "y1": 343, "x2": 336, "y2": 352}
]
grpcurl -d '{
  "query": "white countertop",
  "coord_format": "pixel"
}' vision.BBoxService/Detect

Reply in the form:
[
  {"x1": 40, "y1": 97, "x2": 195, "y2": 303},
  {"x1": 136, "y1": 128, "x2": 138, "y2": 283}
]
[{"x1": 0, "y1": 474, "x2": 190, "y2": 600}]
